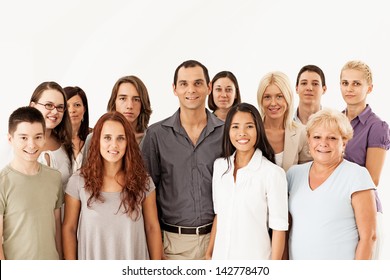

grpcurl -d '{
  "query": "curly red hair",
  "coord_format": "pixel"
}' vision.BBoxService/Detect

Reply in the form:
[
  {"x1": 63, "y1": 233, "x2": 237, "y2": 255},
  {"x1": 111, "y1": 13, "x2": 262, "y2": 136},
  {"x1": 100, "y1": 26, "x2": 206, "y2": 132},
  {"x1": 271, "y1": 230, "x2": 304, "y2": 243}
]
[{"x1": 81, "y1": 112, "x2": 149, "y2": 220}]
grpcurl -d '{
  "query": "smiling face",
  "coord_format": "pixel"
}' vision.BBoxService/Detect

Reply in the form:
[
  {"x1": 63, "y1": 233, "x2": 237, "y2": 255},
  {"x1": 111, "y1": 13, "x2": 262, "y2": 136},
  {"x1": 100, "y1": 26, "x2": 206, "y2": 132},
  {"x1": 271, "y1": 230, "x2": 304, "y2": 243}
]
[
  {"x1": 212, "y1": 77, "x2": 236, "y2": 110},
  {"x1": 31, "y1": 89, "x2": 65, "y2": 130},
  {"x1": 173, "y1": 65, "x2": 211, "y2": 111},
  {"x1": 229, "y1": 111, "x2": 257, "y2": 155},
  {"x1": 9, "y1": 122, "x2": 45, "y2": 164},
  {"x1": 261, "y1": 84, "x2": 287, "y2": 121},
  {"x1": 99, "y1": 120, "x2": 127, "y2": 165},
  {"x1": 67, "y1": 94, "x2": 85, "y2": 128},
  {"x1": 308, "y1": 124, "x2": 345, "y2": 166}
]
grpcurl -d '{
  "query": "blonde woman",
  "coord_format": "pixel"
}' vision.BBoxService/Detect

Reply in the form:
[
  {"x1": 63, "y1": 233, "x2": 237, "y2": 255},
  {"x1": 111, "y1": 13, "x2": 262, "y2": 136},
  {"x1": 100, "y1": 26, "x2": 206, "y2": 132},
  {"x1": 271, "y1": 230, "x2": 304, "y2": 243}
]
[
  {"x1": 340, "y1": 60, "x2": 390, "y2": 259},
  {"x1": 257, "y1": 71, "x2": 311, "y2": 172}
]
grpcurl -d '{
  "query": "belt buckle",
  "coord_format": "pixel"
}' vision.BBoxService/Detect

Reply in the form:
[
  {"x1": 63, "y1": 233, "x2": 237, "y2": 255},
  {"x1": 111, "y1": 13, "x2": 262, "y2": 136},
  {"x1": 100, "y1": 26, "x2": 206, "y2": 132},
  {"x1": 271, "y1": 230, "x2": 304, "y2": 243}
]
[{"x1": 196, "y1": 226, "x2": 200, "y2": 235}]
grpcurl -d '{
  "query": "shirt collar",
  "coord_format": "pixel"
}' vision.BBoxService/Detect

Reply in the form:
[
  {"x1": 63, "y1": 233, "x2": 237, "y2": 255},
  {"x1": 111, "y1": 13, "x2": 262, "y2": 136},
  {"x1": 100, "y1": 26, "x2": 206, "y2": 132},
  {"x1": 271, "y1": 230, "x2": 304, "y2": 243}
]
[
  {"x1": 293, "y1": 108, "x2": 302, "y2": 124},
  {"x1": 229, "y1": 148, "x2": 263, "y2": 172},
  {"x1": 162, "y1": 108, "x2": 224, "y2": 135},
  {"x1": 343, "y1": 104, "x2": 372, "y2": 125},
  {"x1": 294, "y1": 106, "x2": 323, "y2": 124}
]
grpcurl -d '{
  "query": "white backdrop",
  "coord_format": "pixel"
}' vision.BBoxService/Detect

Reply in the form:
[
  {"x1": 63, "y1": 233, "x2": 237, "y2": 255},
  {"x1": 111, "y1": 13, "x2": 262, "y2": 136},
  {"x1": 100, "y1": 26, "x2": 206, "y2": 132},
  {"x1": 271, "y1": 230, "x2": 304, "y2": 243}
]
[{"x1": 1, "y1": 0, "x2": 389, "y2": 259}]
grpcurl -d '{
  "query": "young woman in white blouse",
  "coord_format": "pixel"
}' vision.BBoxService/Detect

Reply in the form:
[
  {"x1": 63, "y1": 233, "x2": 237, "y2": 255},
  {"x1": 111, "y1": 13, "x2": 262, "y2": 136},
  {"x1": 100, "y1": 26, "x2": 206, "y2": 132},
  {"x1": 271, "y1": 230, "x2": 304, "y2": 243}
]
[
  {"x1": 206, "y1": 103, "x2": 288, "y2": 260},
  {"x1": 29, "y1": 81, "x2": 73, "y2": 189}
]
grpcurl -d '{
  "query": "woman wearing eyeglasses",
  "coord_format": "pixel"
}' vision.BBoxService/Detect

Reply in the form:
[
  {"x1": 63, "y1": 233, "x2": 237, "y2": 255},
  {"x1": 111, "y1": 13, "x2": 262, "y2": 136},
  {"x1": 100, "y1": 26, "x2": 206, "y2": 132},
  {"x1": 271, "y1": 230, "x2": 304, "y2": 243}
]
[{"x1": 30, "y1": 81, "x2": 73, "y2": 191}]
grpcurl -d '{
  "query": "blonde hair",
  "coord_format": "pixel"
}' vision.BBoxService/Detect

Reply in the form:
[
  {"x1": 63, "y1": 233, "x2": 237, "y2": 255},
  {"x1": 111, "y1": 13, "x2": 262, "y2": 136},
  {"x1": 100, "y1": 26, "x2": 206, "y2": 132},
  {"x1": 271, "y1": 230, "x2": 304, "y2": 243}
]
[
  {"x1": 340, "y1": 60, "x2": 373, "y2": 85},
  {"x1": 257, "y1": 71, "x2": 295, "y2": 129},
  {"x1": 306, "y1": 108, "x2": 353, "y2": 141}
]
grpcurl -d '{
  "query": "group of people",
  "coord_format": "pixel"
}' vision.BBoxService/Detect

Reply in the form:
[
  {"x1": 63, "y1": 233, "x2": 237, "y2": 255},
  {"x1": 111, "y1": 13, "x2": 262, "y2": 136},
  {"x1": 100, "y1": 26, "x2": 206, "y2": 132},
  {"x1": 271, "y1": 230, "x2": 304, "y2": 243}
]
[{"x1": 0, "y1": 59, "x2": 389, "y2": 260}]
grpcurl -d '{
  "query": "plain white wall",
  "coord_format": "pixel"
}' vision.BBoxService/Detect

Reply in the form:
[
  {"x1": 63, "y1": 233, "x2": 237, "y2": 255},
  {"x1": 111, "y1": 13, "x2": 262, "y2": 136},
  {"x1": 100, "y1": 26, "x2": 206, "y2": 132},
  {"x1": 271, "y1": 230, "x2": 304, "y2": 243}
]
[{"x1": 1, "y1": 0, "x2": 389, "y2": 259}]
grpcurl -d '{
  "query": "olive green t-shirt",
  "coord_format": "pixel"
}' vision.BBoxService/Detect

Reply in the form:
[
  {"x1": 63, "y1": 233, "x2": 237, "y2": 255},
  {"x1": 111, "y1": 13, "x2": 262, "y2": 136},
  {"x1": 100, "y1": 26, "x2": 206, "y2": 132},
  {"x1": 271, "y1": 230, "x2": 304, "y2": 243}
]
[{"x1": 0, "y1": 164, "x2": 63, "y2": 259}]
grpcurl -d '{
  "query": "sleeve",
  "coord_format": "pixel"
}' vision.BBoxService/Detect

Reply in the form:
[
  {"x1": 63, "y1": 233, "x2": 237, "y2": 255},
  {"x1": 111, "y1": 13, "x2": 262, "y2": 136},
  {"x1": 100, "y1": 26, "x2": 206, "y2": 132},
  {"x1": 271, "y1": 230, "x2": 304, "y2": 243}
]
[
  {"x1": 348, "y1": 164, "x2": 376, "y2": 198},
  {"x1": 145, "y1": 176, "x2": 156, "y2": 197},
  {"x1": 82, "y1": 133, "x2": 93, "y2": 166},
  {"x1": 55, "y1": 174, "x2": 64, "y2": 209},
  {"x1": 368, "y1": 121, "x2": 390, "y2": 150},
  {"x1": 141, "y1": 128, "x2": 161, "y2": 188},
  {"x1": 37, "y1": 151, "x2": 51, "y2": 166},
  {"x1": 0, "y1": 171, "x2": 7, "y2": 215},
  {"x1": 267, "y1": 166, "x2": 289, "y2": 231},
  {"x1": 65, "y1": 172, "x2": 82, "y2": 200}
]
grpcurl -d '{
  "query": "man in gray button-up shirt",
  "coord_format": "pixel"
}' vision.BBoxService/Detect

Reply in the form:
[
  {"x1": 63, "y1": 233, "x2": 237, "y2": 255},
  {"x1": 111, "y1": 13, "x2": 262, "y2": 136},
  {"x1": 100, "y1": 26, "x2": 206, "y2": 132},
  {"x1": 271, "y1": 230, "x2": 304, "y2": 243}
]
[{"x1": 142, "y1": 60, "x2": 224, "y2": 260}]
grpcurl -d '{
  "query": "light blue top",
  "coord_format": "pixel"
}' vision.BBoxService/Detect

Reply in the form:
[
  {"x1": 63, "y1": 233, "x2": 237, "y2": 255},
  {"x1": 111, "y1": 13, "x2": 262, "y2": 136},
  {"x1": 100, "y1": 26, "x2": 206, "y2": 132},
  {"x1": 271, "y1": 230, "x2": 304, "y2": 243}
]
[{"x1": 287, "y1": 160, "x2": 375, "y2": 260}]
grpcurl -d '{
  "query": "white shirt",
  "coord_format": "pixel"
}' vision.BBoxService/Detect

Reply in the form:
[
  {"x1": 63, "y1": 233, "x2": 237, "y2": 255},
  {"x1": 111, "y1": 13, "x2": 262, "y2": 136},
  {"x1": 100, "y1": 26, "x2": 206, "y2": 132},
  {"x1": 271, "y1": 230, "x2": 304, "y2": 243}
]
[
  {"x1": 38, "y1": 145, "x2": 71, "y2": 190},
  {"x1": 212, "y1": 149, "x2": 288, "y2": 260},
  {"x1": 275, "y1": 151, "x2": 284, "y2": 167}
]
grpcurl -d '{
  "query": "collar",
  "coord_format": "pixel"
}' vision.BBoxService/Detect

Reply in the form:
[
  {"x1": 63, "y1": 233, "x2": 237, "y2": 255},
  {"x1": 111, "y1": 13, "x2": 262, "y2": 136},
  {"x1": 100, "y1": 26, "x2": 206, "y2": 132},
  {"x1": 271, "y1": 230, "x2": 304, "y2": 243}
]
[
  {"x1": 343, "y1": 104, "x2": 372, "y2": 125},
  {"x1": 293, "y1": 108, "x2": 302, "y2": 124},
  {"x1": 294, "y1": 106, "x2": 323, "y2": 124},
  {"x1": 162, "y1": 108, "x2": 224, "y2": 136},
  {"x1": 229, "y1": 148, "x2": 263, "y2": 172}
]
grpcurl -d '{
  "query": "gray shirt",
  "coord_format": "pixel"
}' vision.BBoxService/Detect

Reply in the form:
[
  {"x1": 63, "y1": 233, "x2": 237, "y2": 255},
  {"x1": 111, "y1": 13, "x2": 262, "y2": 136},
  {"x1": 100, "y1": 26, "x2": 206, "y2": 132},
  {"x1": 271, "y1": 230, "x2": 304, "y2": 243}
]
[
  {"x1": 66, "y1": 172, "x2": 154, "y2": 260},
  {"x1": 142, "y1": 109, "x2": 224, "y2": 227}
]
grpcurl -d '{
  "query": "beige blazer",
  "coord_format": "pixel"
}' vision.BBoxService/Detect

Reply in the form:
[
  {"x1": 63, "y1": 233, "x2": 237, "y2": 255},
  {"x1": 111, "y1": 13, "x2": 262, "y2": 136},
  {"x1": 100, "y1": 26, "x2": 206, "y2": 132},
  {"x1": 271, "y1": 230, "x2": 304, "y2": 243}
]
[{"x1": 281, "y1": 122, "x2": 312, "y2": 172}]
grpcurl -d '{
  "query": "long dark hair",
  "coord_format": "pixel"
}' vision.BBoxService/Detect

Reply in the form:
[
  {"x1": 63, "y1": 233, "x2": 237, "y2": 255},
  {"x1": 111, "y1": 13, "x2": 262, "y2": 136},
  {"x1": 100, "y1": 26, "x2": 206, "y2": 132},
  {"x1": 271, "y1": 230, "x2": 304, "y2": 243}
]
[
  {"x1": 222, "y1": 103, "x2": 275, "y2": 173},
  {"x1": 64, "y1": 86, "x2": 90, "y2": 141}
]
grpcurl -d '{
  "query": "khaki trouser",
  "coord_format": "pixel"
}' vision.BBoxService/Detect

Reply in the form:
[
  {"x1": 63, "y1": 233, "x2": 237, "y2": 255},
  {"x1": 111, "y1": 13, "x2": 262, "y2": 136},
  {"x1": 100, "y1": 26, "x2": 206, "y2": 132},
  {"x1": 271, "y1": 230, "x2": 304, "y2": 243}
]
[{"x1": 163, "y1": 230, "x2": 210, "y2": 260}]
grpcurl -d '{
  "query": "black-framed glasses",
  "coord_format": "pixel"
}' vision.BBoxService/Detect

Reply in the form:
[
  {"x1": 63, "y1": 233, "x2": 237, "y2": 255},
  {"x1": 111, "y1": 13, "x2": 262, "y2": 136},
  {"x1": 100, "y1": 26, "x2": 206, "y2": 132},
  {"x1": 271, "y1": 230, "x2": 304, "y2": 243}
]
[{"x1": 37, "y1": 102, "x2": 66, "y2": 112}]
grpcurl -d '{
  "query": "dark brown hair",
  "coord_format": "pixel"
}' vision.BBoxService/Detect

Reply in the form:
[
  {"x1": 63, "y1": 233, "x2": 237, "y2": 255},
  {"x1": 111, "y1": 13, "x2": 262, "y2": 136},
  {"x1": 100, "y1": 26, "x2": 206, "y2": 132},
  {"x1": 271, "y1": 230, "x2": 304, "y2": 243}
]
[
  {"x1": 106, "y1": 75, "x2": 152, "y2": 133},
  {"x1": 173, "y1": 60, "x2": 210, "y2": 86},
  {"x1": 8, "y1": 106, "x2": 46, "y2": 135},
  {"x1": 64, "y1": 86, "x2": 90, "y2": 141},
  {"x1": 296, "y1": 65, "x2": 326, "y2": 87},
  {"x1": 208, "y1": 71, "x2": 241, "y2": 111}
]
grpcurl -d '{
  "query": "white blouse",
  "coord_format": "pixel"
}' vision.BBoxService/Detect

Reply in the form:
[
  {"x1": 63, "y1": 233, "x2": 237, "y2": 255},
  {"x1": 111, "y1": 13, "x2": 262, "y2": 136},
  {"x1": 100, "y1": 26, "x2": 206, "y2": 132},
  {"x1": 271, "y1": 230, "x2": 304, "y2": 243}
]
[
  {"x1": 275, "y1": 151, "x2": 284, "y2": 167},
  {"x1": 38, "y1": 145, "x2": 71, "y2": 190},
  {"x1": 211, "y1": 149, "x2": 288, "y2": 259}
]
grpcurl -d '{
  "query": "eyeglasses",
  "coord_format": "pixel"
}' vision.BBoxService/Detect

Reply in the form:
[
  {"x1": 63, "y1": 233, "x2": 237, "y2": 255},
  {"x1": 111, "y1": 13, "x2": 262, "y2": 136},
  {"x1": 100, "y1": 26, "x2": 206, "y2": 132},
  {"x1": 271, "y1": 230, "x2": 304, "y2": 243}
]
[{"x1": 36, "y1": 102, "x2": 66, "y2": 112}]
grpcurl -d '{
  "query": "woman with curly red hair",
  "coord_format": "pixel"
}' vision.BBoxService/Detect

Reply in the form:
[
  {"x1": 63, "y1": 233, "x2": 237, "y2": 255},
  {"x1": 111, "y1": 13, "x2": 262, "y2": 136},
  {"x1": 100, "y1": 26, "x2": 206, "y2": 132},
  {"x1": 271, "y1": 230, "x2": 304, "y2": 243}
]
[{"x1": 62, "y1": 112, "x2": 162, "y2": 259}]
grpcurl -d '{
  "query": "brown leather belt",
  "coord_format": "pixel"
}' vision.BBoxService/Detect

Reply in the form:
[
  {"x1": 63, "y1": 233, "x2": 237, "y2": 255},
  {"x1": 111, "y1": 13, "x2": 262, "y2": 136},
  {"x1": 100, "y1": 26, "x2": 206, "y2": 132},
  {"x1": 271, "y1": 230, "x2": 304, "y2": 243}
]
[{"x1": 161, "y1": 222, "x2": 213, "y2": 235}]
